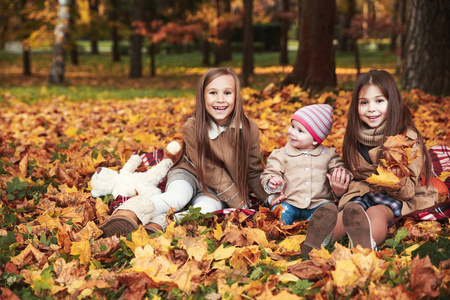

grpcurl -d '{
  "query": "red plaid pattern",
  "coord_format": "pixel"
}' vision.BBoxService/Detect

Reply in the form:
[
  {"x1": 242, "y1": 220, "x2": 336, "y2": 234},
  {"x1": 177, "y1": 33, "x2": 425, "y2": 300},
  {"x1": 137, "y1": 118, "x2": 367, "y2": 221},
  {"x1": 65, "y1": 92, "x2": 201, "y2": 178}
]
[
  {"x1": 429, "y1": 145, "x2": 450, "y2": 190},
  {"x1": 394, "y1": 201, "x2": 450, "y2": 224},
  {"x1": 142, "y1": 149, "x2": 165, "y2": 167}
]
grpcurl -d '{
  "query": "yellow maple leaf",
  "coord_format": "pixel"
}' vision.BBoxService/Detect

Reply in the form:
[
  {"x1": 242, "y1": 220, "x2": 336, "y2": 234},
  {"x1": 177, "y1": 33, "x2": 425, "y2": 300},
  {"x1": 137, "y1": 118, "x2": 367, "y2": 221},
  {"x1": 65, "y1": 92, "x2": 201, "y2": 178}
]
[
  {"x1": 366, "y1": 165, "x2": 400, "y2": 188},
  {"x1": 59, "y1": 206, "x2": 84, "y2": 224},
  {"x1": 229, "y1": 245, "x2": 261, "y2": 269},
  {"x1": 208, "y1": 244, "x2": 236, "y2": 261},
  {"x1": 36, "y1": 214, "x2": 61, "y2": 231},
  {"x1": 92, "y1": 151, "x2": 106, "y2": 167},
  {"x1": 71, "y1": 240, "x2": 91, "y2": 265},
  {"x1": 123, "y1": 226, "x2": 152, "y2": 253},
  {"x1": 274, "y1": 235, "x2": 305, "y2": 255},
  {"x1": 64, "y1": 126, "x2": 78, "y2": 138},
  {"x1": 180, "y1": 235, "x2": 208, "y2": 261},
  {"x1": 130, "y1": 244, "x2": 155, "y2": 271},
  {"x1": 74, "y1": 221, "x2": 103, "y2": 241},
  {"x1": 331, "y1": 258, "x2": 360, "y2": 295},
  {"x1": 10, "y1": 244, "x2": 46, "y2": 269},
  {"x1": 308, "y1": 245, "x2": 332, "y2": 263},
  {"x1": 171, "y1": 260, "x2": 202, "y2": 292},
  {"x1": 95, "y1": 197, "x2": 109, "y2": 221}
]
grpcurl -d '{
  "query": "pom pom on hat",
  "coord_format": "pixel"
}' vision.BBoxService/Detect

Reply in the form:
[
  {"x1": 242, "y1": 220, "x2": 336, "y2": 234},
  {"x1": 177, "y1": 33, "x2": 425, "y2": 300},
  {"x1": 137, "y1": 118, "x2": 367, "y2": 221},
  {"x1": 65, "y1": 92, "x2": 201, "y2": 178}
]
[{"x1": 291, "y1": 104, "x2": 333, "y2": 144}]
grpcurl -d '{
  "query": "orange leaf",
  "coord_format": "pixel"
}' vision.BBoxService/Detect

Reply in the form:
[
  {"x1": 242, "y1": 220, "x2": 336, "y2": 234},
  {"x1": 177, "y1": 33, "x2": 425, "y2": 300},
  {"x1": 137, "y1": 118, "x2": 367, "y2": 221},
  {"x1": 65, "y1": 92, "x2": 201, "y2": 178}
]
[{"x1": 410, "y1": 255, "x2": 444, "y2": 298}]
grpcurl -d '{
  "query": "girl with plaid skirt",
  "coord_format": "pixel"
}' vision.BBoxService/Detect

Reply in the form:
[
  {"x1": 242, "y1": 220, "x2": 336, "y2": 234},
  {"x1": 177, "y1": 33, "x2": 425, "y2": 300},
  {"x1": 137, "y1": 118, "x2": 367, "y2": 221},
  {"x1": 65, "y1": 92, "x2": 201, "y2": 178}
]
[{"x1": 330, "y1": 70, "x2": 438, "y2": 249}]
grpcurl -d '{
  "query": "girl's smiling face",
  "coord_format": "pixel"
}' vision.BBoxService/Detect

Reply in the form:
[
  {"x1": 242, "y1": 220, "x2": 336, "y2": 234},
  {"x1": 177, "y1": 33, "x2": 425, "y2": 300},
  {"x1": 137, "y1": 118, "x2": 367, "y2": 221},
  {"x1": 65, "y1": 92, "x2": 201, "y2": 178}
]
[
  {"x1": 204, "y1": 75, "x2": 235, "y2": 126},
  {"x1": 358, "y1": 84, "x2": 388, "y2": 128}
]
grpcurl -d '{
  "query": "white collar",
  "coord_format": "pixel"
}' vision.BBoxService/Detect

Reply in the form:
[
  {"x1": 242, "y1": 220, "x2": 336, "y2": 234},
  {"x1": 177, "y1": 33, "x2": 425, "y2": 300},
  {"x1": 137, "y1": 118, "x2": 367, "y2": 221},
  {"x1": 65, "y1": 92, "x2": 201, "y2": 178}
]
[{"x1": 208, "y1": 122, "x2": 227, "y2": 140}]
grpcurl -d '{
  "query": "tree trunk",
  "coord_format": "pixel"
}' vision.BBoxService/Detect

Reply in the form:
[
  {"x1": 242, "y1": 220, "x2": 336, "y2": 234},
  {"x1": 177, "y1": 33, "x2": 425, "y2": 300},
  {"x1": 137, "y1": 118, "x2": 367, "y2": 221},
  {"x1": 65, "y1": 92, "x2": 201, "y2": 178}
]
[
  {"x1": 242, "y1": 0, "x2": 253, "y2": 87},
  {"x1": 214, "y1": 0, "x2": 222, "y2": 66},
  {"x1": 89, "y1": 0, "x2": 99, "y2": 55},
  {"x1": 111, "y1": 23, "x2": 120, "y2": 61},
  {"x1": 69, "y1": 0, "x2": 78, "y2": 65},
  {"x1": 283, "y1": 0, "x2": 336, "y2": 92},
  {"x1": 202, "y1": 38, "x2": 210, "y2": 66},
  {"x1": 402, "y1": 0, "x2": 450, "y2": 95},
  {"x1": 23, "y1": 47, "x2": 31, "y2": 76},
  {"x1": 129, "y1": 0, "x2": 144, "y2": 78},
  {"x1": 353, "y1": 38, "x2": 360, "y2": 76},
  {"x1": 109, "y1": 0, "x2": 121, "y2": 61},
  {"x1": 70, "y1": 47, "x2": 78, "y2": 65},
  {"x1": 222, "y1": 0, "x2": 232, "y2": 61},
  {"x1": 279, "y1": 0, "x2": 289, "y2": 65},
  {"x1": 214, "y1": 0, "x2": 232, "y2": 63},
  {"x1": 389, "y1": 0, "x2": 398, "y2": 52},
  {"x1": 49, "y1": 0, "x2": 71, "y2": 84},
  {"x1": 149, "y1": 43, "x2": 155, "y2": 77},
  {"x1": 338, "y1": 0, "x2": 354, "y2": 52},
  {"x1": 395, "y1": 0, "x2": 406, "y2": 74}
]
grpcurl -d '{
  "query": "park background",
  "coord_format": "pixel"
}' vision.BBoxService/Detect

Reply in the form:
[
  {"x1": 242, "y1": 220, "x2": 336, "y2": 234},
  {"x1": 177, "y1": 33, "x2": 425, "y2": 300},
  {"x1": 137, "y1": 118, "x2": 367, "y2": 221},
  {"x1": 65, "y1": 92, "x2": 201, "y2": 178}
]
[{"x1": 0, "y1": 0, "x2": 449, "y2": 299}]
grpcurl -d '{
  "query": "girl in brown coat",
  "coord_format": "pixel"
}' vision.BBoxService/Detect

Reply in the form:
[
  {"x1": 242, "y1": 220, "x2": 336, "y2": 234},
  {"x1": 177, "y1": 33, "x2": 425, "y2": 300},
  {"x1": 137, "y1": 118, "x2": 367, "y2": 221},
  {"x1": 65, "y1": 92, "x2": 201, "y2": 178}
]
[
  {"x1": 99, "y1": 67, "x2": 268, "y2": 236},
  {"x1": 332, "y1": 70, "x2": 437, "y2": 249}
]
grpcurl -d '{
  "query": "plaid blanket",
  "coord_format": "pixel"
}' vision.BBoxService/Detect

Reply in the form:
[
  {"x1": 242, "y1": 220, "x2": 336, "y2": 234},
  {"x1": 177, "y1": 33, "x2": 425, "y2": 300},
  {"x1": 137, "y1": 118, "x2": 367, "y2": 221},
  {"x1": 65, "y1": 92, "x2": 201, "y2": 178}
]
[
  {"x1": 430, "y1": 145, "x2": 450, "y2": 190},
  {"x1": 110, "y1": 146, "x2": 450, "y2": 222},
  {"x1": 393, "y1": 200, "x2": 450, "y2": 224}
]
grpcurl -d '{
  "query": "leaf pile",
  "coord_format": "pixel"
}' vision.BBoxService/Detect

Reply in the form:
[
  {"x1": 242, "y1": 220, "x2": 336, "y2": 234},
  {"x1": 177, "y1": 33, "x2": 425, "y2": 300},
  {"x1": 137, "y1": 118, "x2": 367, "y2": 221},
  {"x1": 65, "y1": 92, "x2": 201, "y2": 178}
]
[{"x1": 0, "y1": 87, "x2": 450, "y2": 299}]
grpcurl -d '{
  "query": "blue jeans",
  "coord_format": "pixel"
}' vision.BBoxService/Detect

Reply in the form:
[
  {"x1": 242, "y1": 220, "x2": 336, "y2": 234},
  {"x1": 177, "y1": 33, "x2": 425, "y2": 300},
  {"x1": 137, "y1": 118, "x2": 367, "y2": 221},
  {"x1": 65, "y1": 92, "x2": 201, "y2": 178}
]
[{"x1": 272, "y1": 202, "x2": 325, "y2": 225}]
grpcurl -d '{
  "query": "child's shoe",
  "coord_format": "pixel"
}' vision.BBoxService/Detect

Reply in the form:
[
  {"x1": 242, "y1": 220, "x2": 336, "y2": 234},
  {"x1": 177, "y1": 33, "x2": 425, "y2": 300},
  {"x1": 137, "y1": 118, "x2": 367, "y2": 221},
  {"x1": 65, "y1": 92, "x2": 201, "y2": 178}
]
[
  {"x1": 99, "y1": 214, "x2": 139, "y2": 237},
  {"x1": 301, "y1": 203, "x2": 338, "y2": 257},
  {"x1": 342, "y1": 202, "x2": 376, "y2": 249}
]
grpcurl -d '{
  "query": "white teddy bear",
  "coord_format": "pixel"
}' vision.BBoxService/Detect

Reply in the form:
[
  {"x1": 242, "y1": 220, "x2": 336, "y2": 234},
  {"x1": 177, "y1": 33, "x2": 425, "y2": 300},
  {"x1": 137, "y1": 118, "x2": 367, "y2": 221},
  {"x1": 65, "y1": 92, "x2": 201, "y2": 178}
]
[{"x1": 90, "y1": 141, "x2": 181, "y2": 199}]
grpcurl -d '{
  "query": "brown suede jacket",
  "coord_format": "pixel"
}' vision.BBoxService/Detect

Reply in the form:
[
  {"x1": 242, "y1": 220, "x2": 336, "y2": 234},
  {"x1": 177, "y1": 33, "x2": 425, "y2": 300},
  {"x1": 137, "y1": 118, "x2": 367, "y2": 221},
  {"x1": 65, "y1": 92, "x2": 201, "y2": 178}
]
[
  {"x1": 171, "y1": 117, "x2": 268, "y2": 208},
  {"x1": 339, "y1": 128, "x2": 438, "y2": 215}
]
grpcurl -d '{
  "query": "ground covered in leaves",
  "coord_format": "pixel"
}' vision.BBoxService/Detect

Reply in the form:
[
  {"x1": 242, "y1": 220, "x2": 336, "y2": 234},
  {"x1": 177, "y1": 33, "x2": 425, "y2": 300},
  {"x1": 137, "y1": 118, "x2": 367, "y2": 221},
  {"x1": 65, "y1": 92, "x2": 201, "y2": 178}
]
[{"x1": 0, "y1": 86, "x2": 450, "y2": 299}]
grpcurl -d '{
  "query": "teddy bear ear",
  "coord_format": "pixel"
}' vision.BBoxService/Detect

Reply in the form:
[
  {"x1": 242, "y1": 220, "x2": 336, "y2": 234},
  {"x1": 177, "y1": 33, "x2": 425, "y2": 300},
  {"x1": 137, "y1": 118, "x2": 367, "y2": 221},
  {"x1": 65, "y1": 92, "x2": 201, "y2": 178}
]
[
  {"x1": 166, "y1": 141, "x2": 181, "y2": 155},
  {"x1": 164, "y1": 141, "x2": 182, "y2": 161}
]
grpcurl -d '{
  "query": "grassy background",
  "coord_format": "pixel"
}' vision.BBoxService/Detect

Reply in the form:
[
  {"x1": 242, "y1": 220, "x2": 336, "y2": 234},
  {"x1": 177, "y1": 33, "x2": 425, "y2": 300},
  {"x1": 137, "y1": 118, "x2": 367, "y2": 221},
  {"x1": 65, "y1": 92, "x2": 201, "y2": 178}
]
[{"x1": 0, "y1": 41, "x2": 397, "y2": 102}]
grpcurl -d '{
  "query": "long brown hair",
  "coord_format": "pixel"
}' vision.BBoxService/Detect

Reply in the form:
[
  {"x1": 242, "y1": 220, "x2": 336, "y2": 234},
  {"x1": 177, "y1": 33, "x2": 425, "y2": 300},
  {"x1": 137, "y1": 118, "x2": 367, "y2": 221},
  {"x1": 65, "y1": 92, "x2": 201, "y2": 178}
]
[
  {"x1": 190, "y1": 67, "x2": 251, "y2": 203},
  {"x1": 342, "y1": 69, "x2": 432, "y2": 183}
]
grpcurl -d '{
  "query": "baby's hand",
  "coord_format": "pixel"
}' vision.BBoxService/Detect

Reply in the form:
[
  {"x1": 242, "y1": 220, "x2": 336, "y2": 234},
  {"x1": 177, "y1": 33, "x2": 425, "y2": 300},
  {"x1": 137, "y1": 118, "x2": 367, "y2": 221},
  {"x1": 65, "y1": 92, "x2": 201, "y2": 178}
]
[
  {"x1": 327, "y1": 168, "x2": 351, "y2": 198},
  {"x1": 271, "y1": 191, "x2": 287, "y2": 206},
  {"x1": 268, "y1": 176, "x2": 284, "y2": 191}
]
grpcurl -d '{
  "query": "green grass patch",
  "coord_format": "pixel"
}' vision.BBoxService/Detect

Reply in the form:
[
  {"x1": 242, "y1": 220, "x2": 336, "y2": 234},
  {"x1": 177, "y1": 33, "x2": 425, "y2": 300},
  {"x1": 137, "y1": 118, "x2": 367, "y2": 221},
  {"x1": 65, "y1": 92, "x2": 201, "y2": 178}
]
[
  {"x1": 0, "y1": 41, "x2": 398, "y2": 102},
  {"x1": 0, "y1": 85, "x2": 195, "y2": 103}
]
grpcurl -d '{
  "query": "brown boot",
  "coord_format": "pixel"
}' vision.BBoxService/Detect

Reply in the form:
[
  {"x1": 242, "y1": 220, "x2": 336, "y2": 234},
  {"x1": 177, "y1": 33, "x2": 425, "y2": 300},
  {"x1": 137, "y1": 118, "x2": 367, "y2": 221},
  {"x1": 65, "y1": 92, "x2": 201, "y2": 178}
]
[
  {"x1": 342, "y1": 202, "x2": 374, "y2": 249},
  {"x1": 144, "y1": 222, "x2": 163, "y2": 235},
  {"x1": 99, "y1": 210, "x2": 139, "y2": 237},
  {"x1": 301, "y1": 203, "x2": 338, "y2": 257}
]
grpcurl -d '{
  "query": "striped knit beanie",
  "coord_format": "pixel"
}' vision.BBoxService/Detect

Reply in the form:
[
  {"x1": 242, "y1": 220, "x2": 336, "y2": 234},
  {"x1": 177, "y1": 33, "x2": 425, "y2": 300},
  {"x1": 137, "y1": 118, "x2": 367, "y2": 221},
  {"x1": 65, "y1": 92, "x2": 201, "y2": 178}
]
[{"x1": 291, "y1": 104, "x2": 333, "y2": 144}]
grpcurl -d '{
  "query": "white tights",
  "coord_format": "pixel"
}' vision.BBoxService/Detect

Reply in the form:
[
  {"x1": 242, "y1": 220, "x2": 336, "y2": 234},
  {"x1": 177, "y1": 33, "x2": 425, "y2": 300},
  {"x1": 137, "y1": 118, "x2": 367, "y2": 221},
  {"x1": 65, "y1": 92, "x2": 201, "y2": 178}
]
[{"x1": 117, "y1": 179, "x2": 225, "y2": 226}]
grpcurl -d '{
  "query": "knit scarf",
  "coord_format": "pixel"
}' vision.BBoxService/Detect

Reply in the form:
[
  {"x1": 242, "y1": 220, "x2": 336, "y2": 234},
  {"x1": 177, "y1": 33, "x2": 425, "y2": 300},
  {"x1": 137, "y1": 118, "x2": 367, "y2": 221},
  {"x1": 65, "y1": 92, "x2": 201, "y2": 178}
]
[{"x1": 358, "y1": 122, "x2": 386, "y2": 146}]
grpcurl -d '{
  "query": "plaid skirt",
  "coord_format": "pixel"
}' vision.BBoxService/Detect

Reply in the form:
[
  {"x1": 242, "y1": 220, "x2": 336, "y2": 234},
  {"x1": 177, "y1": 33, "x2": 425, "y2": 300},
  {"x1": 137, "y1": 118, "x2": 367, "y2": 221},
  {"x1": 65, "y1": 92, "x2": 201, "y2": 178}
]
[{"x1": 350, "y1": 193, "x2": 403, "y2": 217}]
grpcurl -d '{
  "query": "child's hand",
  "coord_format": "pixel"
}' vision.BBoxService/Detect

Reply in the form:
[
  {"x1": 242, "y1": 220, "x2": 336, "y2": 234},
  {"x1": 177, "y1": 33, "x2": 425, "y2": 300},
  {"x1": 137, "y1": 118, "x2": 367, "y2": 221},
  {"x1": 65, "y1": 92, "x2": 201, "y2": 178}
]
[
  {"x1": 268, "y1": 176, "x2": 284, "y2": 191},
  {"x1": 387, "y1": 166, "x2": 405, "y2": 178},
  {"x1": 327, "y1": 168, "x2": 351, "y2": 198},
  {"x1": 271, "y1": 191, "x2": 287, "y2": 206}
]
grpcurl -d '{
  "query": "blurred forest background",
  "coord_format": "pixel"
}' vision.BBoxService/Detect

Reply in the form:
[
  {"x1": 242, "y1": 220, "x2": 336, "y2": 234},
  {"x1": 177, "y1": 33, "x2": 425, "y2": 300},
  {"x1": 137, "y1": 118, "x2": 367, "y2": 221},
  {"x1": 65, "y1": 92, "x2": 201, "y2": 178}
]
[
  {"x1": 0, "y1": 0, "x2": 448, "y2": 99},
  {"x1": 1, "y1": 2, "x2": 450, "y2": 299}
]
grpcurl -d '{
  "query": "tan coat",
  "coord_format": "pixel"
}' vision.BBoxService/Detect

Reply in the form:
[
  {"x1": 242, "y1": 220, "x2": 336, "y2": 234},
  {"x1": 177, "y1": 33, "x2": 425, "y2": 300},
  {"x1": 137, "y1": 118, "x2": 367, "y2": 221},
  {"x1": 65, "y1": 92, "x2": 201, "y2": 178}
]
[
  {"x1": 172, "y1": 117, "x2": 268, "y2": 208},
  {"x1": 261, "y1": 142, "x2": 347, "y2": 209},
  {"x1": 339, "y1": 128, "x2": 438, "y2": 215}
]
